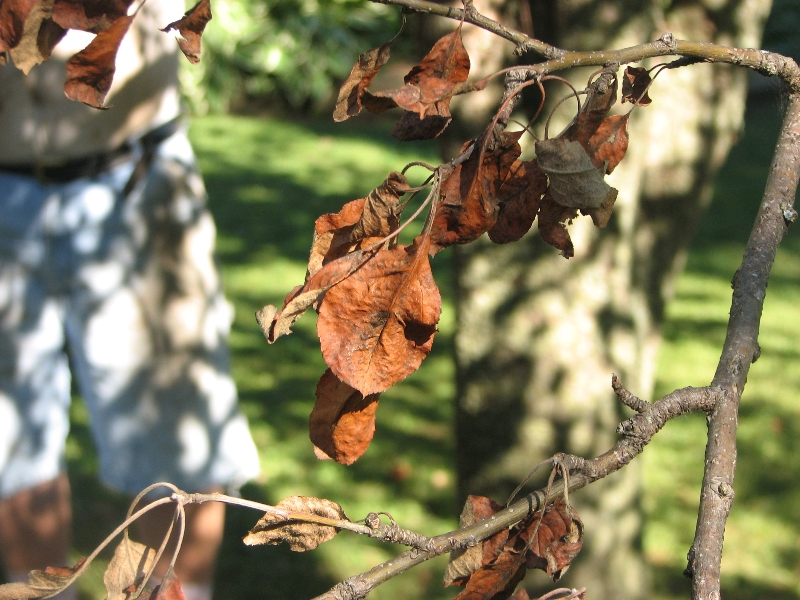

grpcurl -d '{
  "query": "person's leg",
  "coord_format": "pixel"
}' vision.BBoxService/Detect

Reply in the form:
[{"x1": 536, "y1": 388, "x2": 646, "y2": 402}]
[
  {"x1": 0, "y1": 173, "x2": 74, "y2": 595},
  {"x1": 0, "y1": 473, "x2": 72, "y2": 575},
  {"x1": 63, "y1": 136, "x2": 258, "y2": 599}
]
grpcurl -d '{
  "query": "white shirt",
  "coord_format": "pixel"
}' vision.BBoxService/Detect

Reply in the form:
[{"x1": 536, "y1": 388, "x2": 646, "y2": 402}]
[{"x1": 0, "y1": 1, "x2": 184, "y2": 164}]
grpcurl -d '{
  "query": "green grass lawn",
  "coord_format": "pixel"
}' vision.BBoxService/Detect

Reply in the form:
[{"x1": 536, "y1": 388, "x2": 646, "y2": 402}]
[{"x1": 62, "y1": 93, "x2": 798, "y2": 599}]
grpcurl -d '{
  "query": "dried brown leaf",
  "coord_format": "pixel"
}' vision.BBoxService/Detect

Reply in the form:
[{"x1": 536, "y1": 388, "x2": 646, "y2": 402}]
[
  {"x1": 52, "y1": 0, "x2": 133, "y2": 33},
  {"x1": 444, "y1": 495, "x2": 505, "y2": 587},
  {"x1": 535, "y1": 138, "x2": 616, "y2": 210},
  {"x1": 308, "y1": 172, "x2": 408, "y2": 278},
  {"x1": 160, "y1": 0, "x2": 211, "y2": 64},
  {"x1": 622, "y1": 66, "x2": 652, "y2": 106},
  {"x1": 318, "y1": 236, "x2": 441, "y2": 395},
  {"x1": 536, "y1": 191, "x2": 576, "y2": 258},
  {"x1": 310, "y1": 369, "x2": 380, "y2": 465},
  {"x1": 0, "y1": 559, "x2": 85, "y2": 600},
  {"x1": 390, "y1": 111, "x2": 451, "y2": 141},
  {"x1": 488, "y1": 159, "x2": 548, "y2": 244},
  {"x1": 6, "y1": 0, "x2": 65, "y2": 74},
  {"x1": 258, "y1": 248, "x2": 375, "y2": 343},
  {"x1": 583, "y1": 113, "x2": 630, "y2": 174},
  {"x1": 243, "y1": 496, "x2": 348, "y2": 552},
  {"x1": 104, "y1": 537, "x2": 157, "y2": 600},
  {"x1": 565, "y1": 71, "x2": 617, "y2": 147},
  {"x1": 0, "y1": 0, "x2": 39, "y2": 53},
  {"x1": 63, "y1": 12, "x2": 133, "y2": 107},
  {"x1": 148, "y1": 569, "x2": 184, "y2": 600},
  {"x1": 431, "y1": 131, "x2": 522, "y2": 252},
  {"x1": 386, "y1": 24, "x2": 470, "y2": 141},
  {"x1": 333, "y1": 40, "x2": 393, "y2": 122},
  {"x1": 525, "y1": 499, "x2": 584, "y2": 581}
]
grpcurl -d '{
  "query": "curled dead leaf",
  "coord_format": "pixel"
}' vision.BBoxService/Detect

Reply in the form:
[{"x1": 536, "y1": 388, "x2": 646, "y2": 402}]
[
  {"x1": 431, "y1": 131, "x2": 523, "y2": 252},
  {"x1": 104, "y1": 537, "x2": 157, "y2": 600},
  {"x1": 160, "y1": 0, "x2": 211, "y2": 65},
  {"x1": 535, "y1": 138, "x2": 616, "y2": 210},
  {"x1": 0, "y1": 558, "x2": 85, "y2": 600},
  {"x1": 64, "y1": 12, "x2": 134, "y2": 107},
  {"x1": 5, "y1": 0, "x2": 65, "y2": 74},
  {"x1": 622, "y1": 65, "x2": 652, "y2": 106},
  {"x1": 525, "y1": 499, "x2": 584, "y2": 581},
  {"x1": 444, "y1": 495, "x2": 505, "y2": 587},
  {"x1": 310, "y1": 369, "x2": 380, "y2": 465},
  {"x1": 52, "y1": 0, "x2": 133, "y2": 33},
  {"x1": 334, "y1": 40, "x2": 394, "y2": 122},
  {"x1": 243, "y1": 496, "x2": 348, "y2": 552},
  {"x1": 488, "y1": 160, "x2": 548, "y2": 244}
]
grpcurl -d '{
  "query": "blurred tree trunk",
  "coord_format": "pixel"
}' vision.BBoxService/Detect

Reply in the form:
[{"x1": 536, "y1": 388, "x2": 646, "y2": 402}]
[{"x1": 453, "y1": 1, "x2": 771, "y2": 598}]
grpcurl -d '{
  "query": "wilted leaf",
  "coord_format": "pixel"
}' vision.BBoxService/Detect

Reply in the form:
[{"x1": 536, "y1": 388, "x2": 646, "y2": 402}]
[
  {"x1": 310, "y1": 369, "x2": 380, "y2": 465},
  {"x1": 333, "y1": 40, "x2": 394, "y2": 122},
  {"x1": 6, "y1": 0, "x2": 65, "y2": 74},
  {"x1": 104, "y1": 537, "x2": 157, "y2": 600},
  {"x1": 0, "y1": 559, "x2": 85, "y2": 600},
  {"x1": 580, "y1": 188, "x2": 617, "y2": 229},
  {"x1": 566, "y1": 71, "x2": 617, "y2": 148},
  {"x1": 63, "y1": 12, "x2": 134, "y2": 107},
  {"x1": 258, "y1": 248, "x2": 375, "y2": 342},
  {"x1": 391, "y1": 111, "x2": 451, "y2": 141},
  {"x1": 52, "y1": 0, "x2": 133, "y2": 32},
  {"x1": 386, "y1": 24, "x2": 470, "y2": 141},
  {"x1": 243, "y1": 496, "x2": 348, "y2": 552},
  {"x1": 536, "y1": 191, "x2": 576, "y2": 258},
  {"x1": 0, "y1": 0, "x2": 39, "y2": 53},
  {"x1": 318, "y1": 236, "x2": 441, "y2": 395},
  {"x1": 508, "y1": 589, "x2": 531, "y2": 600},
  {"x1": 148, "y1": 569, "x2": 184, "y2": 600},
  {"x1": 583, "y1": 113, "x2": 630, "y2": 174},
  {"x1": 525, "y1": 499, "x2": 583, "y2": 581},
  {"x1": 445, "y1": 495, "x2": 505, "y2": 587},
  {"x1": 160, "y1": 0, "x2": 211, "y2": 64},
  {"x1": 535, "y1": 138, "x2": 616, "y2": 210},
  {"x1": 307, "y1": 172, "x2": 408, "y2": 278},
  {"x1": 622, "y1": 65, "x2": 652, "y2": 106},
  {"x1": 488, "y1": 160, "x2": 548, "y2": 244},
  {"x1": 431, "y1": 131, "x2": 523, "y2": 252}
]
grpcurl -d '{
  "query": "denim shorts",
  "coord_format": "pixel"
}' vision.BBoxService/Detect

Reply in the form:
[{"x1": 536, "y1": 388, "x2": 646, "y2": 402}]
[{"x1": 0, "y1": 130, "x2": 260, "y2": 498}]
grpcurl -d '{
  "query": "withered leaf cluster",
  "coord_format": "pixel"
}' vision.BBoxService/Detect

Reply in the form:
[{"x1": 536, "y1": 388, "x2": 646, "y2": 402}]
[
  {"x1": 263, "y1": 18, "x2": 653, "y2": 465},
  {"x1": 445, "y1": 496, "x2": 584, "y2": 600},
  {"x1": 0, "y1": 0, "x2": 211, "y2": 107}
]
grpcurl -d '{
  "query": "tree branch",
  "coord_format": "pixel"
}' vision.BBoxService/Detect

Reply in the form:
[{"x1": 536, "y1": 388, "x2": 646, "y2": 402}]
[
  {"x1": 370, "y1": 0, "x2": 800, "y2": 91},
  {"x1": 311, "y1": 382, "x2": 722, "y2": 600},
  {"x1": 687, "y1": 91, "x2": 800, "y2": 600}
]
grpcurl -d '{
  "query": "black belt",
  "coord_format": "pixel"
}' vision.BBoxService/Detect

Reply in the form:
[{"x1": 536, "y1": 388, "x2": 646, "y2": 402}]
[{"x1": 0, "y1": 118, "x2": 181, "y2": 184}]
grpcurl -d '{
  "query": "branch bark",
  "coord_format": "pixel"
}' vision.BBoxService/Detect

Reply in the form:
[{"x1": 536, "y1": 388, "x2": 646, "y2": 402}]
[{"x1": 686, "y1": 91, "x2": 800, "y2": 600}]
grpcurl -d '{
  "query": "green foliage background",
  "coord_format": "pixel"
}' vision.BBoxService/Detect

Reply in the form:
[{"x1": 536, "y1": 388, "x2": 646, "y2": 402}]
[{"x1": 182, "y1": 0, "x2": 399, "y2": 113}]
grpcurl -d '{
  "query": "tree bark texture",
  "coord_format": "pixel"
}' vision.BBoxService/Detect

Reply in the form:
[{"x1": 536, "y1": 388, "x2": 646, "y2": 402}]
[{"x1": 453, "y1": 1, "x2": 771, "y2": 598}]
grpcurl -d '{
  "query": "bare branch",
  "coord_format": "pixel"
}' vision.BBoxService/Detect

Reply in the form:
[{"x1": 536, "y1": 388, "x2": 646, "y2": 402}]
[
  {"x1": 311, "y1": 381, "x2": 722, "y2": 600},
  {"x1": 368, "y1": 0, "x2": 561, "y2": 59},
  {"x1": 687, "y1": 91, "x2": 800, "y2": 600}
]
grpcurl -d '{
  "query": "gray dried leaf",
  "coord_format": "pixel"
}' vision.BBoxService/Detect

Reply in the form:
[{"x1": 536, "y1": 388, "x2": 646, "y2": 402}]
[
  {"x1": 443, "y1": 498, "x2": 486, "y2": 586},
  {"x1": 536, "y1": 138, "x2": 616, "y2": 210},
  {"x1": 104, "y1": 537, "x2": 157, "y2": 600},
  {"x1": 243, "y1": 496, "x2": 348, "y2": 552}
]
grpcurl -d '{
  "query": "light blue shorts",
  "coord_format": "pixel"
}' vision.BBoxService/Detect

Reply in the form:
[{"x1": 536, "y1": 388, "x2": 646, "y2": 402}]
[{"x1": 0, "y1": 129, "x2": 260, "y2": 499}]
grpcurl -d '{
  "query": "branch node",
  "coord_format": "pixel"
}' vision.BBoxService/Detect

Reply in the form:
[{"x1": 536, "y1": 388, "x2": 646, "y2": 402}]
[
  {"x1": 611, "y1": 374, "x2": 649, "y2": 413},
  {"x1": 781, "y1": 202, "x2": 798, "y2": 223},
  {"x1": 716, "y1": 481, "x2": 735, "y2": 498},
  {"x1": 659, "y1": 32, "x2": 677, "y2": 52}
]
